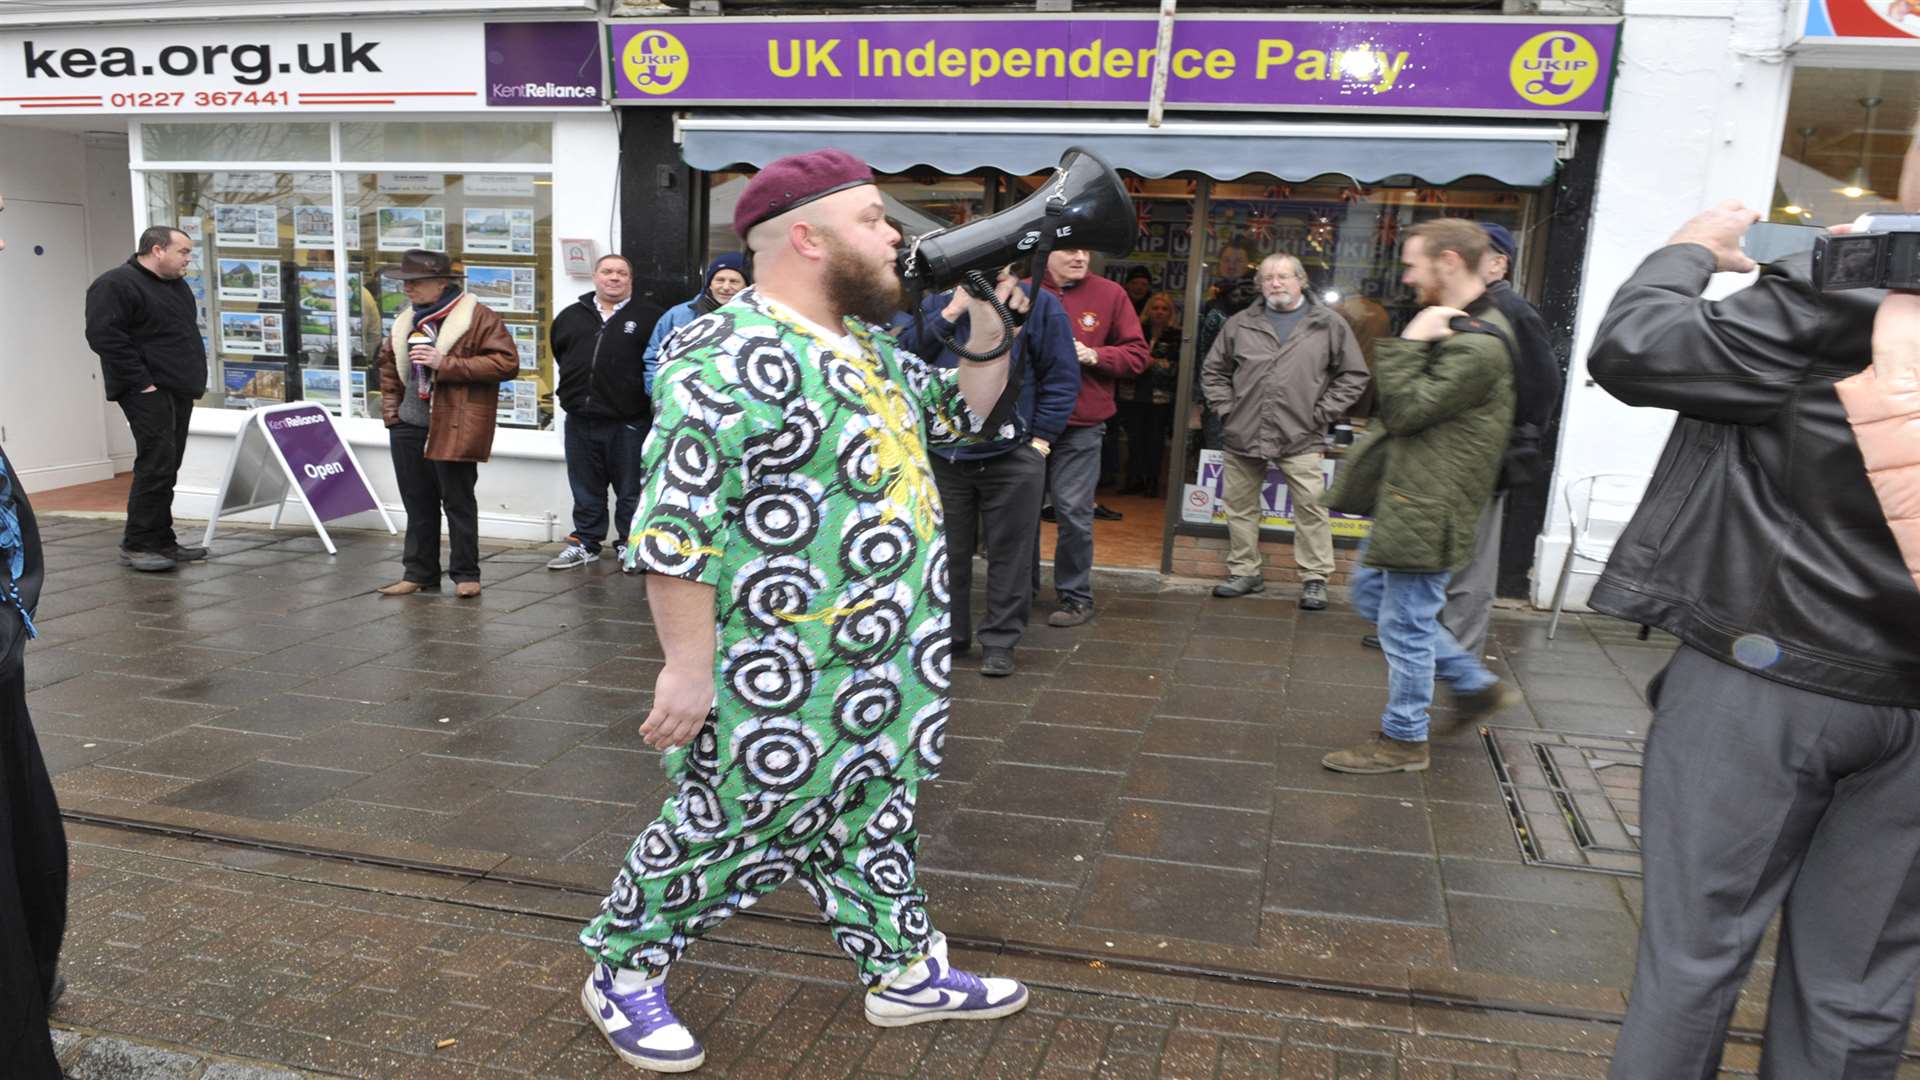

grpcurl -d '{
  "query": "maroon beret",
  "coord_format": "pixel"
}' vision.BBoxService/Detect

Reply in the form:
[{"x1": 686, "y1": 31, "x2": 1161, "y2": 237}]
[{"x1": 733, "y1": 148, "x2": 876, "y2": 240}]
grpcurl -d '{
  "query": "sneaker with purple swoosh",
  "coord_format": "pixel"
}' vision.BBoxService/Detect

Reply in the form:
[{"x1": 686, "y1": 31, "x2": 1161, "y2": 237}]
[
  {"x1": 864, "y1": 933, "x2": 1029, "y2": 1028},
  {"x1": 580, "y1": 962, "x2": 705, "y2": 1072}
]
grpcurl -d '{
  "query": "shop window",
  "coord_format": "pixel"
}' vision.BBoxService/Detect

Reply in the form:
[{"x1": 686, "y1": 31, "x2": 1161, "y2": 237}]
[
  {"x1": 340, "y1": 122, "x2": 552, "y2": 164},
  {"x1": 141, "y1": 122, "x2": 330, "y2": 162},
  {"x1": 139, "y1": 122, "x2": 554, "y2": 430},
  {"x1": 1773, "y1": 68, "x2": 1919, "y2": 226}
]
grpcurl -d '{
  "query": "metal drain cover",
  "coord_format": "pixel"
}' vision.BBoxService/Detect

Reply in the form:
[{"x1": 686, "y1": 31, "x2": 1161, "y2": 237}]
[{"x1": 1480, "y1": 725, "x2": 1644, "y2": 877}]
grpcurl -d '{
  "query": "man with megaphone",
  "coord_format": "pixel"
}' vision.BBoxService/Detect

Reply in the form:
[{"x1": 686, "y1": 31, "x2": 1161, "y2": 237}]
[{"x1": 575, "y1": 149, "x2": 1036, "y2": 1072}]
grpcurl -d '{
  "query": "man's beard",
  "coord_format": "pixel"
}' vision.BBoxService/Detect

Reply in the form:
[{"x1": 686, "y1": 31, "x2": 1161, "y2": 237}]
[
  {"x1": 822, "y1": 235, "x2": 903, "y2": 326},
  {"x1": 1264, "y1": 294, "x2": 1298, "y2": 311}
]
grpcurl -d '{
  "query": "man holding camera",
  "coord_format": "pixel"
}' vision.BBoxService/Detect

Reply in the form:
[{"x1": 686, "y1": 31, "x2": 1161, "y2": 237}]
[
  {"x1": 577, "y1": 149, "x2": 1030, "y2": 1073},
  {"x1": 1590, "y1": 197, "x2": 1920, "y2": 1078}
]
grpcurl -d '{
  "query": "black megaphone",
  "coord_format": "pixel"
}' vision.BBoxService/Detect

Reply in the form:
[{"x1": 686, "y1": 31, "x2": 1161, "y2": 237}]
[{"x1": 898, "y1": 146, "x2": 1135, "y2": 291}]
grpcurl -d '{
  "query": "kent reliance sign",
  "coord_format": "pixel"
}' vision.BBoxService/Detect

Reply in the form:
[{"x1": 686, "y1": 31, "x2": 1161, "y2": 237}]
[
  {"x1": 610, "y1": 15, "x2": 1619, "y2": 118},
  {"x1": 0, "y1": 20, "x2": 603, "y2": 115}
]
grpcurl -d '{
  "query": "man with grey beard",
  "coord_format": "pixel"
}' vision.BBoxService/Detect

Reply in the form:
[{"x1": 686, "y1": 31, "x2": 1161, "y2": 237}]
[{"x1": 1201, "y1": 253, "x2": 1370, "y2": 607}]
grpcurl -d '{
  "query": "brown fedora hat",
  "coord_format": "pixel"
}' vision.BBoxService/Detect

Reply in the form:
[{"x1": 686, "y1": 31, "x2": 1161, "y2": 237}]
[{"x1": 380, "y1": 249, "x2": 455, "y2": 280}]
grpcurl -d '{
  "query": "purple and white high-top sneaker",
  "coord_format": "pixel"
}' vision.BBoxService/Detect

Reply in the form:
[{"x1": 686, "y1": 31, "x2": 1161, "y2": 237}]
[
  {"x1": 864, "y1": 933, "x2": 1029, "y2": 1028},
  {"x1": 581, "y1": 962, "x2": 705, "y2": 1072}
]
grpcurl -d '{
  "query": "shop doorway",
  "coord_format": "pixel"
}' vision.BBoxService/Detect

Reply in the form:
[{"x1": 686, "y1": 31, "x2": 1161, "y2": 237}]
[{"x1": 694, "y1": 166, "x2": 1548, "y2": 576}]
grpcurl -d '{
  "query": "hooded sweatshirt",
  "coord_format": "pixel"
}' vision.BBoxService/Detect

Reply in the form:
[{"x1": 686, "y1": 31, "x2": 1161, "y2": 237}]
[{"x1": 644, "y1": 253, "x2": 750, "y2": 392}]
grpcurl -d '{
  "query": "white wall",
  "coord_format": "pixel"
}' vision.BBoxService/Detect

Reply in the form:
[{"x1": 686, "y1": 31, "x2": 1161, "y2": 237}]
[
  {"x1": 1534, "y1": 0, "x2": 1794, "y2": 609},
  {"x1": 0, "y1": 122, "x2": 124, "y2": 492},
  {"x1": 171, "y1": 111, "x2": 621, "y2": 543},
  {"x1": 84, "y1": 132, "x2": 138, "y2": 471}
]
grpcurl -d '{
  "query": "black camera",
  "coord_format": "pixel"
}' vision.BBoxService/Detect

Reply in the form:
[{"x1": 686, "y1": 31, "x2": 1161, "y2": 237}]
[{"x1": 1813, "y1": 214, "x2": 1920, "y2": 291}]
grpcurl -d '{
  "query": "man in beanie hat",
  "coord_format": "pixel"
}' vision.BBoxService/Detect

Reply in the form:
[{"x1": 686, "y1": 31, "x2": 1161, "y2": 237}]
[
  {"x1": 579, "y1": 148, "x2": 1030, "y2": 1072},
  {"x1": 643, "y1": 252, "x2": 749, "y2": 393},
  {"x1": 373, "y1": 249, "x2": 518, "y2": 599}
]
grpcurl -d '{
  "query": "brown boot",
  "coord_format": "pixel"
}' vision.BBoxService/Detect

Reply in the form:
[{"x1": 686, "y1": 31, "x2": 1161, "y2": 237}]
[
  {"x1": 376, "y1": 580, "x2": 433, "y2": 597},
  {"x1": 455, "y1": 581, "x2": 482, "y2": 598},
  {"x1": 1321, "y1": 734, "x2": 1430, "y2": 774},
  {"x1": 1439, "y1": 680, "x2": 1523, "y2": 735}
]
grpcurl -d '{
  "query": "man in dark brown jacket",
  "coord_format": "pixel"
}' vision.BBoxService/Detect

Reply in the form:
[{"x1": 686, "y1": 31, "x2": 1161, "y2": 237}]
[
  {"x1": 1201, "y1": 253, "x2": 1371, "y2": 608},
  {"x1": 374, "y1": 250, "x2": 517, "y2": 598}
]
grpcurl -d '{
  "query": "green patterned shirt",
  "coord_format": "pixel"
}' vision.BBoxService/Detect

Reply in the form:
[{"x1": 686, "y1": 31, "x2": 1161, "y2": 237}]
[{"x1": 626, "y1": 287, "x2": 988, "y2": 808}]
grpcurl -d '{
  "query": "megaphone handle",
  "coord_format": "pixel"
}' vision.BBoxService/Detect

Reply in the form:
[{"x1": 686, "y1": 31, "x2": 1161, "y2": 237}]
[{"x1": 941, "y1": 270, "x2": 1018, "y2": 364}]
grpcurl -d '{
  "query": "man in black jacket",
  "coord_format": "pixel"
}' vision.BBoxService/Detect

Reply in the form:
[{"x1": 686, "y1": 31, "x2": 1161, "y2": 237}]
[
  {"x1": 545, "y1": 254, "x2": 664, "y2": 571},
  {"x1": 1, "y1": 195, "x2": 68, "y2": 1079},
  {"x1": 84, "y1": 225, "x2": 209, "y2": 573},
  {"x1": 1590, "y1": 199, "x2": 1920, "y2": 1079}
]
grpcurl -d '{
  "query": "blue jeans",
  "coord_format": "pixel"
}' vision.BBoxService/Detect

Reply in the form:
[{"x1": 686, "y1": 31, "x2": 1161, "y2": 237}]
[
  {"x1": 1349, "y1": 547, "x2": 1497, "y2": 742},
  {"x1": 564, "y1": 414, "x2": 647, "y2": 553}
]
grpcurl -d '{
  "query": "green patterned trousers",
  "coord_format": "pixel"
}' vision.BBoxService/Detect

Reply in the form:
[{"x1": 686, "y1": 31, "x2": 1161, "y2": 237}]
[{"x1": 580, "y1": 774, "x2": 934, "y2": 987}]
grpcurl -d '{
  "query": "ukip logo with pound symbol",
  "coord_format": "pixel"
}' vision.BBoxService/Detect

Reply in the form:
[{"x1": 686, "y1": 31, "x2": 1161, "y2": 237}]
[
  {"x1": 1509, "y1": 31, "x2": 1600, "y2": 107},
  {"x1": 623, "y1": 29, "x2": 690, "y2": 96}
]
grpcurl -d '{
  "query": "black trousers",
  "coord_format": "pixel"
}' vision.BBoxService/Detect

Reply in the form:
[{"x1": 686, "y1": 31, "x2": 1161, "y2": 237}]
[
  {"x1": 117, "y1": 388, "x2": 195, "y2": 552},
  {"x1": 388, "y1": 422, "x2": 480, "y2": 585},
  {"x1": 0, "y1": 666, "x2": 66, "y2": 1078},
  {"x1": 1611, "y1": 646, "x2": 1920, "y2": 1080},
  {"x1": 1118, "y1": 399, "x2": 1171, "y2": 491},
  {"x1": 564, "y1": 415, "x2": 646, "y2": 553},
  {"x1": 931, "y1": 447, "x2": 1048, "y2": 651}
]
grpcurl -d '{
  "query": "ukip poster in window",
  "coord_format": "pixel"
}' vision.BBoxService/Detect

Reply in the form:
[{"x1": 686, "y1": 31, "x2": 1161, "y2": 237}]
[
  {"x1": 220, "y1": 311, "x2": 285, "y2": 356},
  {"x1": 217, "y1": 258, "x2": 282, "y2": 304}
]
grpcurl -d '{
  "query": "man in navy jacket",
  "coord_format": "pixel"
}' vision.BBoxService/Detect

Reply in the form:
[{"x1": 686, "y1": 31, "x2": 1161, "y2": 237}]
[{"x1": 897, "y1": 271, "x2": 1079, "y2": 676}]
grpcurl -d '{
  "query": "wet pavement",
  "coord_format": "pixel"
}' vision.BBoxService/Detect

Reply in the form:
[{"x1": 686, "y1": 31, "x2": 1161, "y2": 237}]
[{"x1": 22, "y1": 513, "x2": 1913, "y2": 1071}]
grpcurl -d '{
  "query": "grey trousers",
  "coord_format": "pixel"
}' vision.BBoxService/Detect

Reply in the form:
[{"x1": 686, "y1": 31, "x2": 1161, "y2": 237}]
[
  {"x1": 1610, "y1": 646, "x2": 1920, "y2": 1080},
  {"x1": 1438, "y1": 492, "x2": 1504, "y2": 658},
  {"x1": 1040, "y1": 422, "x2": 1103, "y2": 609}
]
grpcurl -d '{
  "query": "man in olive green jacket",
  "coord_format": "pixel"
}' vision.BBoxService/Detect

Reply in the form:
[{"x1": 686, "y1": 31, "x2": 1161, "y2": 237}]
[{"x1": 1320, "y1": 219, "x2": 1524, "y2": 775}]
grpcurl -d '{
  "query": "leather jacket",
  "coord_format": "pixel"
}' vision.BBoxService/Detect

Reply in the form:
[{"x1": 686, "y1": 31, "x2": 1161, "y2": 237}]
[{"x1": 1586, "y1": 244, "x2": 1920, "y2": 707}]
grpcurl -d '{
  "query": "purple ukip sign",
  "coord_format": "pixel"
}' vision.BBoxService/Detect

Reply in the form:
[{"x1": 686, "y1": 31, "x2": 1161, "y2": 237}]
[
  {"x1": 486, "y1": 21, "x2": 604, "y2": 108},
  {"x1": 262, "y1": 404, "x2": 380, "y2": 523},
  {"x1": 609, "y1": 16, "x2": 1618, "y2": 118}
]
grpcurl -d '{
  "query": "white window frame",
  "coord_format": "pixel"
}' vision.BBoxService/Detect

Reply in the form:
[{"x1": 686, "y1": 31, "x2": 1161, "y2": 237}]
[{"x1": 130, "y1": 116, "x2": 562, "y2": 459}]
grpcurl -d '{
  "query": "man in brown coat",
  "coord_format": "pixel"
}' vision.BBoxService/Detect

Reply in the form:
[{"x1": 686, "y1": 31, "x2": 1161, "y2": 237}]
[
  {"x1": 374, "y1": 250, "x2": 517, "y2": 598},
  {"x1": 1202, "y1": 253, "x2": 1371, "y2": 608}
]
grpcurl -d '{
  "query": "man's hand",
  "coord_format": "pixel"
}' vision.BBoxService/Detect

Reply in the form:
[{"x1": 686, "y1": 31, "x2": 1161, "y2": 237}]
[
  {"x1": 1074, "y1": 340, "x2": 1099, "y2": 366},
  {"x1": 939, "y1": 290, "x2": 970, "y2": 322},
  {"x1": 1402, "y1": 306, "x2": 1467, "y2": 342},
  {"x1": 409, "y1": 344, "x2": 445, "y2": 369},
  {"x1": 1668, "y1": 199, "x2": 1761, "y2": 273},
  {"x1": 640, "y1": 660, "x2": 715, "y2": 750}
]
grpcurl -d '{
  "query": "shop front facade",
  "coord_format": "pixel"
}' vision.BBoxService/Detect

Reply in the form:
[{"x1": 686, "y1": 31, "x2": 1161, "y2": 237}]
[
  {"x1": 608, "y1": 10, "x2": 1620, "y2": 596},
  {"x1": 0, "y1": 5, "x2": 621, "y2": 542}
]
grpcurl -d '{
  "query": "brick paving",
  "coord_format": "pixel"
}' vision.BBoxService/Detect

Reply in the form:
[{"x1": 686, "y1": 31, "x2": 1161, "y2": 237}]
[
  {"x1": 54, "y1": 824, "x2": 1823, "y2": 1079},
  {"x1": 20, "y1": 512, "x2": 1917, "y2": 1070}
]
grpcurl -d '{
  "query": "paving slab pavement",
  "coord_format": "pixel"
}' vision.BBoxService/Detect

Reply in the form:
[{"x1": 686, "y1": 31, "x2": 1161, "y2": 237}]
[
  {"x1": 18, "y1": 513, "x2": 1905, "y2": 1057},
  {"x1": 58, "y1": 824, "x2": 1892, "y2": 1079}
]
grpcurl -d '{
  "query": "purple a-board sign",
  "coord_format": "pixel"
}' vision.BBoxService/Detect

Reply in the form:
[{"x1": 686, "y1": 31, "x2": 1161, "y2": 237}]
[
  {"x1": 610, "y1": 15, "x2": 1618, "y2": 118},
  {"x1": 203, "y1": 402, "x2": 396, "y2": 555},
  {"x1": 262, "y1": 404, "x2": 379, "y2": 522},
  {"x1": 486, "y1": 21, "x2": 605, "y2": 107}
]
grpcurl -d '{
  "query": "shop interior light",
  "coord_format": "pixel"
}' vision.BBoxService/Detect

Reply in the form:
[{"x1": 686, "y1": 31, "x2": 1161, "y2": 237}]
[
  {"x1": 1780, "y1": 204, "x2": 1805, "y2": 215},
  {"x1": 1323, "y1": 290, "x2": 1341, "y2": 303},
  {"x1": 1838, "y1": 98, "x2": 1881, "y2": 198}
]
